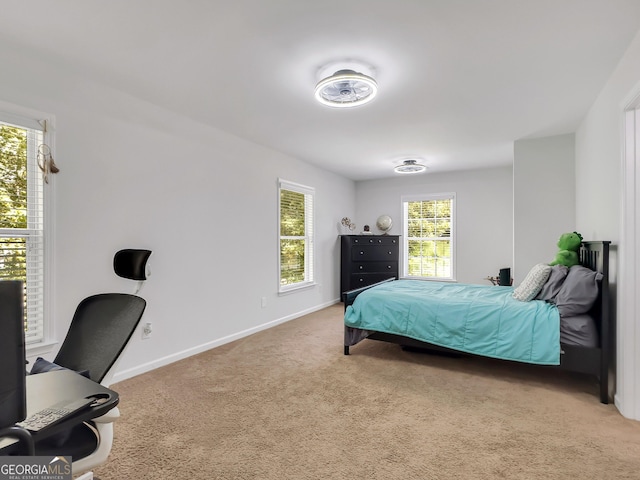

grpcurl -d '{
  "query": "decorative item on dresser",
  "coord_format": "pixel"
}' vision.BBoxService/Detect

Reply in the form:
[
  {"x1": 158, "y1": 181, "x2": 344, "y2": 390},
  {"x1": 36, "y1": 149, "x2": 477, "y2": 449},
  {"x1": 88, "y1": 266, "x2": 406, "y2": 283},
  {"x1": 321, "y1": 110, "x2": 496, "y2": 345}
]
[{"x1": 340, "y1": 235, "x2": 399, "y2": 296}]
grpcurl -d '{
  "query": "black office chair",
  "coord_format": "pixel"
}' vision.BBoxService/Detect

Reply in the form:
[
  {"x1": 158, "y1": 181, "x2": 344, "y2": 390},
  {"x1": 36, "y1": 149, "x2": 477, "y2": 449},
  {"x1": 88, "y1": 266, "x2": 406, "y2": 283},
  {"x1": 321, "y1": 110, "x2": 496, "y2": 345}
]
[
  {"x1": 52, "y1": 294, "x2": 146, "y2": 385},
  {"x1": 33, "y1": 249, "x2": 151, "y2": 475}
]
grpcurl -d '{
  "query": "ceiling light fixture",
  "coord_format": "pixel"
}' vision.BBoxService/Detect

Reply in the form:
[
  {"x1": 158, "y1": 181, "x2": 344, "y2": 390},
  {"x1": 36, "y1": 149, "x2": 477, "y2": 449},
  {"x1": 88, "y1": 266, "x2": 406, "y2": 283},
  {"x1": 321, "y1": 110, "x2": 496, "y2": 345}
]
[
  {"x1": 394, "y1": 159, "x2": 427, "y2": 174},
  {"x1": 314, "y1": 69, "x2": 378, "y2": 108}
]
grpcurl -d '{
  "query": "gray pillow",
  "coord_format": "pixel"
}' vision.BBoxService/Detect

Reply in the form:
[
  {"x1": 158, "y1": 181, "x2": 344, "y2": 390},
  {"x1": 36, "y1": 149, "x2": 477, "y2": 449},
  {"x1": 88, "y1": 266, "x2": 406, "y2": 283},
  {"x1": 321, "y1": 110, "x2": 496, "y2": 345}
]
[
  {"x1": 536, "y1": 265, "x2": 569, "y2": 301},
  {"x1": 29, "y1": 357, "x2": 90, "y2": 378},
  {"x1": 560, "y1": 314, "x2": 598, "y2": 347},
  {"x1": 29, "y1": 357, "x2": 66, "y2": 374},
  {"x1": 554, "y1": 265, "x2": 602, "y2": 317}
]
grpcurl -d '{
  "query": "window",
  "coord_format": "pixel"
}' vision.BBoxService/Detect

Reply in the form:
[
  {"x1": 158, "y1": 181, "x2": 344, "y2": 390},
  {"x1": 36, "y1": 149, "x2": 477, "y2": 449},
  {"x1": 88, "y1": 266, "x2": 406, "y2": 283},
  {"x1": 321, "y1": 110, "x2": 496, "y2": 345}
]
[
  {"x1": 0, "y1": 112, "x2": 50, "y2": 344},
  {"x1": 402, "y1": 194, "x2": 455, "y2": 280},
  {"x1": 278, "y1": 179, "x2": 314, "y2": 293}
]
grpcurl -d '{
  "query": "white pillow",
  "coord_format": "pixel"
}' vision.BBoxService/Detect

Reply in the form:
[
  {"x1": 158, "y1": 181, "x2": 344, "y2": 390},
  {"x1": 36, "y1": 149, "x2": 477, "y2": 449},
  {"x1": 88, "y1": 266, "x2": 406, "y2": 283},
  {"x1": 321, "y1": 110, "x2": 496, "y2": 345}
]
[{"x1": 512, "y1": 263, "x2": 552, "y2": 302}]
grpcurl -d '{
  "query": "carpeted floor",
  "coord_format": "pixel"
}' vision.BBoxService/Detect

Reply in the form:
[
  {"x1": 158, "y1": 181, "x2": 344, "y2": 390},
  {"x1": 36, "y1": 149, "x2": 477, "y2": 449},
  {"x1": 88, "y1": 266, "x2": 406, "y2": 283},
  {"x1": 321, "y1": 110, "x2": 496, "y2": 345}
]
[{"x1": 94, "y1": 304, "x2": 640, "y2": 479}]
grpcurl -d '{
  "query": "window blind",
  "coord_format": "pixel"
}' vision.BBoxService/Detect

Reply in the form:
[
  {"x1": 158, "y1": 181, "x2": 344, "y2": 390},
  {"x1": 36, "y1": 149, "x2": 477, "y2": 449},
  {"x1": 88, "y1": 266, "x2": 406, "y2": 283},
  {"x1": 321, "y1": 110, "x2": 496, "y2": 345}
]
[
  {"x1": 402, "y1": 193, "x2": 455, "y2": 280},
  {"x1": 278, "y1": 179, "x2": 314, "y2": 292},
  {"x1": 0, "y1": 117, "x2": 46, "y2": 344}
]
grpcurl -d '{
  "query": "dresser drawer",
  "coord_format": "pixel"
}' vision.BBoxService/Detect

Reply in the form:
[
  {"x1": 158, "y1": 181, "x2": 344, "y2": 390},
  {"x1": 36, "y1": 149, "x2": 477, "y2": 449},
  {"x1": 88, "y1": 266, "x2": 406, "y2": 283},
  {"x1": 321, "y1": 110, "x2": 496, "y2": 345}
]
[
  {"x1": 350, "y1": 236, "x2": 399, "y2": 246},
  {"x1": 351, "y1": 244, "x2": 399, "y2": 261},
  {"x1": 352, "y1": 261, "x2": 398, "y2": 273},
  {"x1": 350, "y1": 273, "x2": 397, "y2": 287}
]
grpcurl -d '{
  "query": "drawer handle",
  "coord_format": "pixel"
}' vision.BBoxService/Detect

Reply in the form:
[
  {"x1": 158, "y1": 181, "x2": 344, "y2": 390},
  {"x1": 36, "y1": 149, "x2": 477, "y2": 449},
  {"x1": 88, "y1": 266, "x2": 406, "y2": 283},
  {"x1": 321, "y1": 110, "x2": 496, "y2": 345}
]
[
  {"x1": 360, "y1": 251, "x2": 364, "y2": 255},
  {"x1": 388, "y1": 251, "x2": 392, "y2": 255},
  {"x1": 359, "y1": 266, "x2": 363, "y2": 270},
  {"x1": 387, "y1": 265, "x2": 391, "y2": 269}
]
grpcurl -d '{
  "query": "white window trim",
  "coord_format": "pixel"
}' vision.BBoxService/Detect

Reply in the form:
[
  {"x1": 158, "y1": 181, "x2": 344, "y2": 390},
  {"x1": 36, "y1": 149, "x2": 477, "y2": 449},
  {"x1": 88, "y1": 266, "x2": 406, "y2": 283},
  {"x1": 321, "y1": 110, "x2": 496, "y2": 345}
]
[
  {"x1": 0, "y1": 101, "x2": 55, "y2": 352},
  {"x1": 277, "y1": 178, "x2": 316, "y2": 294},
  {"x1": 401, "y1": 192, "x2": 456, "y2": 281}
]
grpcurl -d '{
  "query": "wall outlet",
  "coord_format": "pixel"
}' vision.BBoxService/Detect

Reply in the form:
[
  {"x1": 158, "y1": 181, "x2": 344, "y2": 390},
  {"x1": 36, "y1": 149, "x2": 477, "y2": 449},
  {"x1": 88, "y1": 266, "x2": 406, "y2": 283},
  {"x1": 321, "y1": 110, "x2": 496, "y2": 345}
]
[
  {"x1": 142, "y1": 322, "x2": 152, "y2": 340},
  {"x1": 261, "y1": 296, "x2": 267, "y2": 308}
]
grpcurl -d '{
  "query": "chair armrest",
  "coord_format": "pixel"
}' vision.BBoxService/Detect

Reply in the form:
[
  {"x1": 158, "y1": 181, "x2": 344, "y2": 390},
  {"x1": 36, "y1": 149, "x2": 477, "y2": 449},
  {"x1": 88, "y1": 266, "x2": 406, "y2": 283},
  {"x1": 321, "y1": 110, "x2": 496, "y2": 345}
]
[{"x1": 91, "y1": 406, "x2": 120, "y2": 424}]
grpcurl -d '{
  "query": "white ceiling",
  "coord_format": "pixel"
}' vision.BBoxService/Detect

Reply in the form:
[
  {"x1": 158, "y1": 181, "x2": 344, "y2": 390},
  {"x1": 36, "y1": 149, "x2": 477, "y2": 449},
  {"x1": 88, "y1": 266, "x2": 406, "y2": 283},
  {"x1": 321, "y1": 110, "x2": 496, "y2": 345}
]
[{"x1": 2, "y1": 1, "x2": 640, "y2": 180}]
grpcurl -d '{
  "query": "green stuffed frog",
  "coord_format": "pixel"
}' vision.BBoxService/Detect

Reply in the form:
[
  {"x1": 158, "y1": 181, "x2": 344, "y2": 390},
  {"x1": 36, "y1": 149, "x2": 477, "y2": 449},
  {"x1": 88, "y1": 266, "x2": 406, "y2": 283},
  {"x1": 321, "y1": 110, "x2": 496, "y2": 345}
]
[{"x1": 549, "y1": 231, "x2": 583, "y2": 267}]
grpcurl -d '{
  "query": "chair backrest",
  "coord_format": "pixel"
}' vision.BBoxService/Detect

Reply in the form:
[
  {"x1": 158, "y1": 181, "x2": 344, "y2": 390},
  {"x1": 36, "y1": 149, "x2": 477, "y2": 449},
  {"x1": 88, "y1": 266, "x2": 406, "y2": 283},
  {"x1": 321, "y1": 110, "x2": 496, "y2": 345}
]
[{"x1": 53, "y1": 293, "x2": 146, "y2": 384}]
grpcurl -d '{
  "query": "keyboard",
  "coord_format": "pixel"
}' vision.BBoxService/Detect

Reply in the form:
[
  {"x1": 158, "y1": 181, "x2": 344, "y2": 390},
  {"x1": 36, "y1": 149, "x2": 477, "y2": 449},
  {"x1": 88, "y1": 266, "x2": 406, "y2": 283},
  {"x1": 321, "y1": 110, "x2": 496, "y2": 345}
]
[{"x1": 16, "y1": 397, "x2": 95, "y2": 432}]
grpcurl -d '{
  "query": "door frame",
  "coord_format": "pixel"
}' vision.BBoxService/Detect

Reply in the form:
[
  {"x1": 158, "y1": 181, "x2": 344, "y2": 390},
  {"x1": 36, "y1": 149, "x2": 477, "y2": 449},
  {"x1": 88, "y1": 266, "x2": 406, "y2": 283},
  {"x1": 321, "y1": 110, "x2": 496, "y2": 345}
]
[{"x1": 620, "y1": 86, "x2": 640, "y2": 418}]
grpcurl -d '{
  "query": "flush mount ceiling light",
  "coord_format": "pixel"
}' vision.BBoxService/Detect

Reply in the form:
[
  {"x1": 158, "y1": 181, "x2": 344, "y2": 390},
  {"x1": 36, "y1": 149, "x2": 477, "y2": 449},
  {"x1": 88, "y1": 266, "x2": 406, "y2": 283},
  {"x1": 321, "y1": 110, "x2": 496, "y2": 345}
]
[
  {"x1": 394, "y1": 159, "x2": 427, "y2": 174},
  {"x1": 314, "y1": 69, "x2": 378, "y2": 108}
]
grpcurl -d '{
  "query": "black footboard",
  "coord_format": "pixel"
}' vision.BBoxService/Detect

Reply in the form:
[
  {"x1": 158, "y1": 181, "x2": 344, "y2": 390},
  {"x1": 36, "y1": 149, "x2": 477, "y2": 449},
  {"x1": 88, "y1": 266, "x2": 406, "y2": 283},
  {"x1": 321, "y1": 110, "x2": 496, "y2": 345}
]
[
  {"x1": 343, "y1": 278, "x2": 396, "y2": 356},
  {"x1": 342, "y1": 277, "x2": 396, "y2": 309}
]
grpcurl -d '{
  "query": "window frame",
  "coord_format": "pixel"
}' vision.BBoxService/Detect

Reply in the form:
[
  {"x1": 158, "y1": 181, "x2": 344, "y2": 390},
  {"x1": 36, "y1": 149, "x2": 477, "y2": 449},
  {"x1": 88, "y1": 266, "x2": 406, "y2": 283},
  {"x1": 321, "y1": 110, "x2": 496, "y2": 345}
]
[
  {"x1": 0, "y1": 103, "x2": 54, "y2": 350},
  {"x1": 401, "y1": 193, "x2": 456, "y2": 281},
  {"x1": 277, "y1": 178, "x2": 315, "y2": 294}
]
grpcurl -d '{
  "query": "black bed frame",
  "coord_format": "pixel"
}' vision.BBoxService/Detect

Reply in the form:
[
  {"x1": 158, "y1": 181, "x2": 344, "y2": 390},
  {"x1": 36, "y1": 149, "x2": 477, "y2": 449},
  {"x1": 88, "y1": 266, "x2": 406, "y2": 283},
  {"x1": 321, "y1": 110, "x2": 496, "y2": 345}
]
[{"x1": 342, "y1": 241, "x2": 612, "y2": 404}]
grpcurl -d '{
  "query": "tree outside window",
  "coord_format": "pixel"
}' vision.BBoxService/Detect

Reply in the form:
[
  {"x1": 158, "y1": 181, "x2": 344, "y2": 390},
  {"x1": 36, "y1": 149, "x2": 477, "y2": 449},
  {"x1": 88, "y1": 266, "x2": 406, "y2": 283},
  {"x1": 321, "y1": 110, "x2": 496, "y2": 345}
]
[
  {"x1": 0, "y1": 126, "x2": 28, "y2": 277},
  {"x1": 0, "y1": 119, "x2": 46, "y2": 344}
]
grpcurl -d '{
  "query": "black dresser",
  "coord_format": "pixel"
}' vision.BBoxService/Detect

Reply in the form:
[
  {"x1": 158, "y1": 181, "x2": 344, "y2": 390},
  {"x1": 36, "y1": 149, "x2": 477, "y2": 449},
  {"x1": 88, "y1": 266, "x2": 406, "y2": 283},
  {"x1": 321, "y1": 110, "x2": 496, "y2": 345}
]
[{"x1": 340, "y1": 235, "x2": 400, "y2": 295}]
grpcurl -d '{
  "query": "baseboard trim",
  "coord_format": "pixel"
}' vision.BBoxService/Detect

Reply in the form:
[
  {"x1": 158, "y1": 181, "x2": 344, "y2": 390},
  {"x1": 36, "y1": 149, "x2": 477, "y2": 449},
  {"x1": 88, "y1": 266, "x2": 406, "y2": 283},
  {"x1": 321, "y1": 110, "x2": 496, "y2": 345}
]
[{"x1": 112, "y1": 298, "x2": 340, "y2": 384}]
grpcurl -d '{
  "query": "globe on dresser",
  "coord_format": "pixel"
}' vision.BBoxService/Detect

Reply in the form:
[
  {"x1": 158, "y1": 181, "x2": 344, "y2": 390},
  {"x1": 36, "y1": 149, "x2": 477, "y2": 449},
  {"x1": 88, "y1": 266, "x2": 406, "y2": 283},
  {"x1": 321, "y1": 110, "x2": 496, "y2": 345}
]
[{"x1": 376, "y1": 215, "x2": 392, "y2": 234}]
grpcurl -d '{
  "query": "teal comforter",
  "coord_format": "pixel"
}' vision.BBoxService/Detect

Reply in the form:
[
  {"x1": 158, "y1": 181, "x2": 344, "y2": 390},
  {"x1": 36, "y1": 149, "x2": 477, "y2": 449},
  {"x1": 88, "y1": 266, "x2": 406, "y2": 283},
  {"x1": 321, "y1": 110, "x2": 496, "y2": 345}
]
[{"x1": 344, "y1": 279, "x2": 560, "y2": 365}]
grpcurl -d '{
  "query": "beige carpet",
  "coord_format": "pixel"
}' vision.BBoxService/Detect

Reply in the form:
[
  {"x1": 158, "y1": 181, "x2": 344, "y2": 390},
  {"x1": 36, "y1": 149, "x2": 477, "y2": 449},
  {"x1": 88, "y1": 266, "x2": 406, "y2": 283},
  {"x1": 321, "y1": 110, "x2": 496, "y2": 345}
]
[{"x1": 94, "y1": 304, "x2": 640, "y2": 479}]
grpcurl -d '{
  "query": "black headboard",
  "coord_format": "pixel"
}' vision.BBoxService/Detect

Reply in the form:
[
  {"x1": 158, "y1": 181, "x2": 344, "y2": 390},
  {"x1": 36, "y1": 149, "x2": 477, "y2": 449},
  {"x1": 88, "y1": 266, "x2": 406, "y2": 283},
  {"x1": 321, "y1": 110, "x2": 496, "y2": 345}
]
[
  {"x1": 579, "y1": 241, "x2": 611, "y2": 395},
  {"x1": 579, "y1": 240, "x2": 610, "y2": 330}
]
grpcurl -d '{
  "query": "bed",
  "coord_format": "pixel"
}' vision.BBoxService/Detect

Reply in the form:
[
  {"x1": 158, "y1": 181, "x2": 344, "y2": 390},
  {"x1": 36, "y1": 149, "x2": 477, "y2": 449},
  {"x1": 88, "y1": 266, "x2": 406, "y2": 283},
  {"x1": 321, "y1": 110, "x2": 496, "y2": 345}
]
[{"x1": 342, "y1": 241, "x2": 611, "y2": 403}]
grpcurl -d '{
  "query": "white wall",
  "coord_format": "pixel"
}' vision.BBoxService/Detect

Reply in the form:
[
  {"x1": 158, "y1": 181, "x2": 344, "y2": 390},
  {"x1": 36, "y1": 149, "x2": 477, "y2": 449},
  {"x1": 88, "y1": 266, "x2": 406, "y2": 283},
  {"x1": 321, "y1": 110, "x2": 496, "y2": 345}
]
[
  {"x1": 0, "y1": 40, "x2": 356, "y2": 382},
  {"x1": 575, "y1": 28, "x2": 640, "y2": 419},
  {"x1": 355, "y1": 166, "x2": 513, "y2": 284},
  {"x1": 576, "y1": 32, "x2": 640, "y2": 242},
  {"x1": 513, "y1": 134, "x2": 575, "y2": 284}
]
